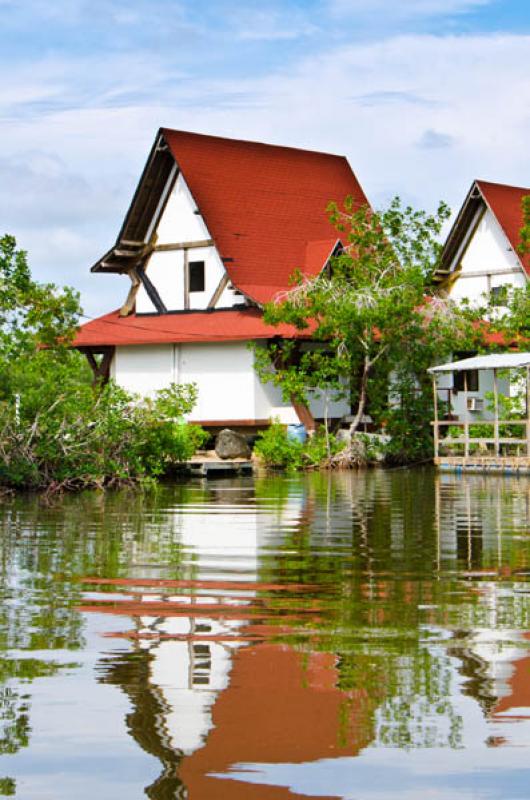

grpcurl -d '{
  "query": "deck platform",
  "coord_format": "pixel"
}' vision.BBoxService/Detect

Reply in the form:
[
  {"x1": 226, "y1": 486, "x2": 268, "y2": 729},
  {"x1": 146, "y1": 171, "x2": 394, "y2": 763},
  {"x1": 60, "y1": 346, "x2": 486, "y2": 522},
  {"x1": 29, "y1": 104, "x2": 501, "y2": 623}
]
[
  {"x1": 183, "y1": 453, "x2": 254, "y2": 478},
  {"x1": 436, "y1": 456, "x2": 530, "y2": 474}
]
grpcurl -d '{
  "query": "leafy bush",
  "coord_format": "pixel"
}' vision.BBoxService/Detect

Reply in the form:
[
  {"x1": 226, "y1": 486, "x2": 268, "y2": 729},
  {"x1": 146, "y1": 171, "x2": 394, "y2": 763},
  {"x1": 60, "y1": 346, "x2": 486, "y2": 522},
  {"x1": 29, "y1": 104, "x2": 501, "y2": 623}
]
[
  {"x1": 253, "y1": 421, "x2": 304, "y2": 470},
  {"x1": 302, "y1": 428, "x2": 346, "y2": 467},
  {"x1": 0, "y1": 381, "x2": 207, "y2": 490},
  {"x1": 254, "y1": 421, "x2": 346, "y2": 470}
]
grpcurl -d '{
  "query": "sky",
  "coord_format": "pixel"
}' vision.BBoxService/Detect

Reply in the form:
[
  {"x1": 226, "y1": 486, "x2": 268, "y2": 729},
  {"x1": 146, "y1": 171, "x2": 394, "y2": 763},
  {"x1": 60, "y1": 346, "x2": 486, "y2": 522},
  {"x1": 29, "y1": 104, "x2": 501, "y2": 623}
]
[{"x1": 1, "y1": 0, "x2": 530, "y2": 316}]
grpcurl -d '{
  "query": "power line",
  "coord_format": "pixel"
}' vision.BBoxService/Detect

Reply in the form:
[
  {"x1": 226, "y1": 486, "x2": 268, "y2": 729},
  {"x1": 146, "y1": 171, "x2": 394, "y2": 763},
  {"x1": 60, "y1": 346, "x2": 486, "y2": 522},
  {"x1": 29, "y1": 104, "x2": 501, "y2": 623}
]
[{"x1": 78, "y1": 310, "x2": 264, "y2": 341}]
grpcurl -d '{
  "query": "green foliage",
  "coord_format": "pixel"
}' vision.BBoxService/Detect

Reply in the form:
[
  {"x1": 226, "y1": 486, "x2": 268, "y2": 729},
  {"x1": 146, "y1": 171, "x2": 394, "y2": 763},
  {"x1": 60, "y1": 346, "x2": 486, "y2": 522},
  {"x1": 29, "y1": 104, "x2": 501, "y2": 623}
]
[
  {"x1": 0, "y1": 382, "x2": 207, "y2": 490},
  {"x1": 254, "y1": 421, "x2": 345, "y2": 470},
  {"x1": 254, "y1": 421, "x2": 304, "y2": 470},
  {"x1": 0, "y1": 236, "x2": 207, "y2": 491},
  {"x1": 255, "y1": 198, "x2": 481, "y2": 464},
  {"x1": 518, "y1": 194, "x2": 530, "y2": 257},
  {"x1": 0, "y1": 234, "x2": 80, "y2": 363},
  {"x1": 302, "y1": 427, "x2": 346, "y2": 466}
]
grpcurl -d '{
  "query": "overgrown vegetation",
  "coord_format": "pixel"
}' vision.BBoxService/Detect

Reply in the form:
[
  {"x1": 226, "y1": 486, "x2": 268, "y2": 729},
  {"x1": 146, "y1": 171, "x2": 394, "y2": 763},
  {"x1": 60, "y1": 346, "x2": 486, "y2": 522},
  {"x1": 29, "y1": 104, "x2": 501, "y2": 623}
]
[
  {"x1": 254, "y1": 420, "x2": 346, "y2": 470},
  {"x1": 255, "y1": 197, "x2": 482, "y2": 464},
  {"x1": 0, "y1": 236, "x2": 206, "y2": 492}
]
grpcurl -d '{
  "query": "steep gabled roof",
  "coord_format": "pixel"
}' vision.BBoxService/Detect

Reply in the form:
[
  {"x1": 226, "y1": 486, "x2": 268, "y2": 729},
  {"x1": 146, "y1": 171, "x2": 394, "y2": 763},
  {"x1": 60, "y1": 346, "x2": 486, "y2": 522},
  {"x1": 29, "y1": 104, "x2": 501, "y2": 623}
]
[
  {"x1": 477, "y1": 180, "x2": 530, "y2": 275},
  {"x1": 435, "y1": 179, "x2": 530, "y2": 283},
  {"x1": 92, "y1": 128, "x2": 367, "y2": 304}
]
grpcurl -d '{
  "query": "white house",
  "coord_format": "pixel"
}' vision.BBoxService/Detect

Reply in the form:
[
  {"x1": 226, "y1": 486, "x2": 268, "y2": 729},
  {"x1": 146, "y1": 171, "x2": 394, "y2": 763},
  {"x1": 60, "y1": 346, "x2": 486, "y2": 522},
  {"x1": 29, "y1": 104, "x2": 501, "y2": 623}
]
[
  {"x1": 432, "y1": 180, "x2": 530, "y2": 420},
  {"x1": 74, "y1": 128, "x2": 369, "y2": 429}
]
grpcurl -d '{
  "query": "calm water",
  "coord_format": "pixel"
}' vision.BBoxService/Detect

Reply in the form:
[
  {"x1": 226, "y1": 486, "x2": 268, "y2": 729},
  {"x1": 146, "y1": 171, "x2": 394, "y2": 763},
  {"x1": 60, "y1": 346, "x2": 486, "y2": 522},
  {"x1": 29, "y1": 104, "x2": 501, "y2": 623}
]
[{"x1": 1, "y1": 469, "x2": 530, "y2": 799}]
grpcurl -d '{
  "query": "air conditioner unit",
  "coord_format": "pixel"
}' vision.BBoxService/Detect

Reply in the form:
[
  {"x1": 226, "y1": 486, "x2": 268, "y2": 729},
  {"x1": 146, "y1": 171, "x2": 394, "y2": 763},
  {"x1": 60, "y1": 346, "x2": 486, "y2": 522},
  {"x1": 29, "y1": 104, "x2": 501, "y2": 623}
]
[{"x1": 467, "y1": 397, "x2": 483, "y2": 412}]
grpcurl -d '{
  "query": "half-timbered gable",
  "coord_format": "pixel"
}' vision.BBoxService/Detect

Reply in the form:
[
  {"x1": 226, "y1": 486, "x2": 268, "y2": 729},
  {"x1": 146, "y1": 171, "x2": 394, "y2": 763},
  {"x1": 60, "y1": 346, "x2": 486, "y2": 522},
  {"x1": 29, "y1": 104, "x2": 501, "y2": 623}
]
[
  {"x1": 75, "y1": 128, "x2": 368, "y2": 427},
  {"x1": 434, "y1": 180, "x2": 530, "y2": 304}
]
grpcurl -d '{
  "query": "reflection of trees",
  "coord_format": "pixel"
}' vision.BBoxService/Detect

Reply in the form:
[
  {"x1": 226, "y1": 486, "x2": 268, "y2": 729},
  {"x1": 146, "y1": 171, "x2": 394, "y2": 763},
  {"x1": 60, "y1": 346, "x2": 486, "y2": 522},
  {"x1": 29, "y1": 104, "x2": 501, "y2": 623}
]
[
  {"x1": 1, "y1": 469, "x2": 530, "y2": 792},
  {"x1": 259, "y1": 469, "x2": 530, "y2": 751},
  {"x1": 0, "y1": 488, "x2": 192, "y2": 781}
]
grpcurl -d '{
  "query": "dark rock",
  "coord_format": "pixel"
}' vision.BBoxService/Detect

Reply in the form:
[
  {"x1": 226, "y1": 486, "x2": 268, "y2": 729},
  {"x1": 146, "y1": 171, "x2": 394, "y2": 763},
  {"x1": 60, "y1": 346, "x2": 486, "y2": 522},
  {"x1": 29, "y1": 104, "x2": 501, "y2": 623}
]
[{"x1": 215, "y1": 429, "x2": 251, "y2": 460}]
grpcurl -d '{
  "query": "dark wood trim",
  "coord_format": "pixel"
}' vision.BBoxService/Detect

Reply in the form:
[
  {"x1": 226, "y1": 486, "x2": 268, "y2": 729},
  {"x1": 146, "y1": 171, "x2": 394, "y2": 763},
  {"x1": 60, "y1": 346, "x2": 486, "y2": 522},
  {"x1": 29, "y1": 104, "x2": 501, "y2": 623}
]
[
  {"x1": 189, "y1": 419, "x2": 270, "y2": 427},
  {"x1": 81, "y1": 346, "x2": 115, "y2": 385},
  {"x1": 154, "y1": 239, "x2": 213, "y2": 252},
  {"x1": 137, "y1": 265, "x2": 167, "y2": 314},
  {"x1": 183, "y1": 248, "x2": 190, "y2": 310},
  {"x1": 207, "y1": 273, "x2": 230, "y2": 308}
]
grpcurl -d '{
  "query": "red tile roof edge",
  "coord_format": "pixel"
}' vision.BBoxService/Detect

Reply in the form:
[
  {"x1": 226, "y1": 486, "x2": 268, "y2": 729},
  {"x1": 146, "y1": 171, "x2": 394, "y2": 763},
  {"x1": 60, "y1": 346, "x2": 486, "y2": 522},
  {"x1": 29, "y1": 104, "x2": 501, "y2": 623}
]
[
  {"x1": 73, "y1": 308, "x2": 314, "y2": 348},
  {"x1": 476, "y1": 180, "x2": 530, "y2": 276}
]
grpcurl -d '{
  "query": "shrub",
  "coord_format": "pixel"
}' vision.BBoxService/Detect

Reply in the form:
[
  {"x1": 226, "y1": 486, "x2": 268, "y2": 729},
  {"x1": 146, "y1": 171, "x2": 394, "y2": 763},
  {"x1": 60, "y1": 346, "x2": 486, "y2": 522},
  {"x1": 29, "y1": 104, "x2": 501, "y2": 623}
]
[
  {"x1": 302, "y1": 428, "x2": 346, "y2": 467},
  {"x1": 0, "y1": 380, "x2": 207, "y2": 491},
  {"x1": 254, "y1": 422, "x2": 346, "y2": 470},
  {"x1": 253, "y1": 421, "x2": 304, "y2": 470}
]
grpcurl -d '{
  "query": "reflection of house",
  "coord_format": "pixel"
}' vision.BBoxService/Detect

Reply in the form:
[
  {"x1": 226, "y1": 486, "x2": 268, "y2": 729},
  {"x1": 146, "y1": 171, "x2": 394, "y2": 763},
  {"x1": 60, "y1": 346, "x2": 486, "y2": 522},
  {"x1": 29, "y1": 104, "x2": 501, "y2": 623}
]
[
  {"x1": 73, "y1": 129, "x2": 368, "y2": 427},
  {"x1": 179, "y1": 644, "x2": 376, "y2": 800},
  {"x1": 90, "y1": 480, "x2": 382, "y2": 799}
]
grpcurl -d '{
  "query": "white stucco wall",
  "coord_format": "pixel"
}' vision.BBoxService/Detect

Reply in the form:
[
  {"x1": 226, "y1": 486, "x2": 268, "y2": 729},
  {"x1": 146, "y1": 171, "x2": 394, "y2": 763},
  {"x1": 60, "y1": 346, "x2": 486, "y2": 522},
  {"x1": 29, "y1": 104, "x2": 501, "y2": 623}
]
[
  {"x1": 135, "y1": 172, "x2": 241, "y2": 313},
  {"x1": 112, "y1": 340, "x2": 349, "y2": 423},
  {"x1": 180, "y1": 342, "x2": 257, "y2": 421},
  {"x1": 448, "y1": 208, "x2": 526, "y2": 305},
  {"x1": 113, "y1": 344, "x2": 175, "y2": 395}
]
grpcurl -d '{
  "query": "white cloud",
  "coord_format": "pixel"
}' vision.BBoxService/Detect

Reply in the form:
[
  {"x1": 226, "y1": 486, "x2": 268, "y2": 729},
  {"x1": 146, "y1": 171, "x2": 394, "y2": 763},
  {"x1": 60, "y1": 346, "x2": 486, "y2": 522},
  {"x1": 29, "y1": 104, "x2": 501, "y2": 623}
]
[{"x1": 3, "y1": 32, "x2": 530, "y2": 316}]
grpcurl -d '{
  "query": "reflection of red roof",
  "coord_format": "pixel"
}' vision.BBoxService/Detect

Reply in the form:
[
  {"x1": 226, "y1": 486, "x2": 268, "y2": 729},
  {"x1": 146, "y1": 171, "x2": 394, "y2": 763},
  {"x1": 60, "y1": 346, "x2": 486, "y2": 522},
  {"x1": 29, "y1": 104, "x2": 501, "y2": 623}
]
[
  {"x1": 477, "y1": 180, "x2": 530, "y2": 275},
  {"x1": 162, "y1": 129, "x2": 367, "y2": 304},
  {"x1": 492, "y1": 634, "x2": 530, "y2": 721},
  {"x1": 179, "y1": 644, "x2": 377, "y2": 800},
  {"x1": 74, "y1": 307, "x2": 312, "y2": 347}
]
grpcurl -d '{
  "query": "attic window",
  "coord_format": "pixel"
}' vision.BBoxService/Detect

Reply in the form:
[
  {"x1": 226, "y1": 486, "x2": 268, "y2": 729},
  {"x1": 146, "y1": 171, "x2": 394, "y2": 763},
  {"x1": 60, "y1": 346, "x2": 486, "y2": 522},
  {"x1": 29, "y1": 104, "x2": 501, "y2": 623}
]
[
  {"x1": 490, "y1": 285, "x2": 508, "y2": 307},
  {"x1": 189, "y1": 261, "x2": 205, "y2": 292}
]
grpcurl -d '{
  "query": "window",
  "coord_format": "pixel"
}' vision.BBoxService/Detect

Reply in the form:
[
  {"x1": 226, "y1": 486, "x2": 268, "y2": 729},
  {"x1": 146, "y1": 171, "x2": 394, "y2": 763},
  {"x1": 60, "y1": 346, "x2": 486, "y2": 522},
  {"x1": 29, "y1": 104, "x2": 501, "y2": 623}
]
[
  {"x1": 490, "y1": 285, "x2": 508, "y2": 307},
  {"x1": 189, "y1": 261, "x2": 205, "y2": 292},
  {"x1": 454, "y1": 369, "x2": 479, "y2": 392}
]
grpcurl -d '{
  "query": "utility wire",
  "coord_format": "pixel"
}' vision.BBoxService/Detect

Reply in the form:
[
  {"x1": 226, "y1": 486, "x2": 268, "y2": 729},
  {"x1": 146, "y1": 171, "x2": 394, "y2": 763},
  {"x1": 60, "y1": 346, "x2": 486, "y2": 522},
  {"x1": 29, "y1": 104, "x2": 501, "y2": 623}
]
[{"x1": 78, "y1": 310, "x2": 262, "y2": 341}]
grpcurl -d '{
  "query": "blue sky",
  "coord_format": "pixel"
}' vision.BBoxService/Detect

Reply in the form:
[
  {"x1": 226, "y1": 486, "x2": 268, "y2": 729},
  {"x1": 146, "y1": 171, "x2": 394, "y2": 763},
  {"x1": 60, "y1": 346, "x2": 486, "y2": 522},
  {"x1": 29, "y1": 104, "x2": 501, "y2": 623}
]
[{"x1": 1, "y1": 0, "x2": 529, "y2": 315}]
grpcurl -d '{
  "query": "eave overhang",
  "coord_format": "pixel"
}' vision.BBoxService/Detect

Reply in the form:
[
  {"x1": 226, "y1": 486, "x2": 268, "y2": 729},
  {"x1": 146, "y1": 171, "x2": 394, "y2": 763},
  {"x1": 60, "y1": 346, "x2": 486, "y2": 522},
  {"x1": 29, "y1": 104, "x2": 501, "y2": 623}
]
[{"x1": 91, "y1": 130, "x2": 177, "y2": 274}]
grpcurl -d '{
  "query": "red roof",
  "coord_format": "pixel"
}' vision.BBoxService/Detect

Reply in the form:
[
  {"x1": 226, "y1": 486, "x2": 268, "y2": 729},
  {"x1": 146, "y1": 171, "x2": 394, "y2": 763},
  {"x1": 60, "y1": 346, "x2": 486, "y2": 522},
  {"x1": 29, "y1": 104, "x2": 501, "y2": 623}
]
[
  {"x1": 161, "y1": 129, "x2": 367, "y2": 303},
  {"x1": 74, "y1": 307, "x2": 312, "y2": 348},
  {"x1": 477, "y1": 180, "x2": 530, "y2": 275}
]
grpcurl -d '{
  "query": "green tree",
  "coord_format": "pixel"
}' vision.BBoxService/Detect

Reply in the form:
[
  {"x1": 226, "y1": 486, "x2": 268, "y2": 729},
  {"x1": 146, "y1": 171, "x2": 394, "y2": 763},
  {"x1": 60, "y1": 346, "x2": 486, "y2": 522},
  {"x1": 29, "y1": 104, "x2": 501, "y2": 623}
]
[{"x1": 256, "y1": 198, "x2": 480, "y2": 461}]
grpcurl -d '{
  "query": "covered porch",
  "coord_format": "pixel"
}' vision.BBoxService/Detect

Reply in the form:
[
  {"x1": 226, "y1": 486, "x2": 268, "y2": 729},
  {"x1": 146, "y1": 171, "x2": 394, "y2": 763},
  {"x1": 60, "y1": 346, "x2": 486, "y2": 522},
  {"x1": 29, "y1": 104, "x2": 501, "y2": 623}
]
[{"x1": 429, "y1": 353, "x2": 530, "y2": 473}]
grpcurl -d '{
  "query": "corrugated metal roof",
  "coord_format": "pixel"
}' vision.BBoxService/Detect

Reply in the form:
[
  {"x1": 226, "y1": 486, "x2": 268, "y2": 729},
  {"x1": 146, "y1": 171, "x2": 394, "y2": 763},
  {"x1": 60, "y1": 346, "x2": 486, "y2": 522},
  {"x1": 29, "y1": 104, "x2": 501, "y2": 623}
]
[{"x1": 429, "y1": 352, "x2": 530, "y2": 373}]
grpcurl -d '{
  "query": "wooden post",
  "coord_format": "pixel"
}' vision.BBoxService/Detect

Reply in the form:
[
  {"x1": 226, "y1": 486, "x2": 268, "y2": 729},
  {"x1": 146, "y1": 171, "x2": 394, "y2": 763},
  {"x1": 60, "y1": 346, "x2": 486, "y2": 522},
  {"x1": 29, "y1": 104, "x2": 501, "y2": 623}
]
[
  {"x1": 493, "y1": 368, "x2": 500, "y2": 457},
  {"x1": 526, "y1": 366, "x2": 530, "y2": 458},
  {"x1": 184, "y1": 249, "x2": 190, "y2": 310},
  {"x1": 463, "y1": 370, "x2": 469, "y2": 459},
  {"x1": 432, "y1": 374, "x2": 439, "y2": 459}
]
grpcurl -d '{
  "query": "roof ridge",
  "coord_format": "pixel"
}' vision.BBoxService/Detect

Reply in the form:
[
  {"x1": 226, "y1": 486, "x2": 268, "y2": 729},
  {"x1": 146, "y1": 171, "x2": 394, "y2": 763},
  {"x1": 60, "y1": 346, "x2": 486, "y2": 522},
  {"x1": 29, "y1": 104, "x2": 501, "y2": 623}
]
[
  {"x1": 475, "y1": 178, "x2": 530, "y2": 194},
  {"x1": 161, "y1": 127, "x2": 348, "y2": 161}
]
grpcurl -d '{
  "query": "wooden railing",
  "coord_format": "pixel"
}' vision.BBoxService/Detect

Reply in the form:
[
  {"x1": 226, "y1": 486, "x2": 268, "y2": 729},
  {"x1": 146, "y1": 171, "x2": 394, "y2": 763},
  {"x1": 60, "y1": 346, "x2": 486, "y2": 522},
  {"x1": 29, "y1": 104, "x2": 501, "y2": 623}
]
[{"x1": 432, "y1": 419, "x2": 530, "y2": 458}]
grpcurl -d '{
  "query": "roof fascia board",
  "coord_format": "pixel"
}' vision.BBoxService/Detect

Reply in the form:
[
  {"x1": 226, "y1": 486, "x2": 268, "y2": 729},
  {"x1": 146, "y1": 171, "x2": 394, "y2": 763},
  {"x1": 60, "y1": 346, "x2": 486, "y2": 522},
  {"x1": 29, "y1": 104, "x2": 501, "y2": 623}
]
[
  {"x1": 143, "y1": 160, "x2": 178, "y2": 245},
  {"x1": 91, "y1": 130, "x2": 177, "y2": 273},
  {"x1": 435, "y1": 181, "x2": 485, "y2": 280},
  {"x1": 446, "y1": 203, "x2": 485, "y2": 276},
  {"x1": 117, "y1": 130, "x2": 166, "y2": 242}
]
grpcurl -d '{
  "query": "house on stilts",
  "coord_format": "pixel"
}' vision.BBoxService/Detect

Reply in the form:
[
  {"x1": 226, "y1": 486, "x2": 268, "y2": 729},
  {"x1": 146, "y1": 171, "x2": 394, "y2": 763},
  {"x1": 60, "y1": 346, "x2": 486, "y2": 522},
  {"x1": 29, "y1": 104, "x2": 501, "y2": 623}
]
[
  {"x1": 430, "y1": 180, "x2": 530, "y2": 472},
  {"x1": 73, "y1": 128, "x2": 369, "y2": 431}
]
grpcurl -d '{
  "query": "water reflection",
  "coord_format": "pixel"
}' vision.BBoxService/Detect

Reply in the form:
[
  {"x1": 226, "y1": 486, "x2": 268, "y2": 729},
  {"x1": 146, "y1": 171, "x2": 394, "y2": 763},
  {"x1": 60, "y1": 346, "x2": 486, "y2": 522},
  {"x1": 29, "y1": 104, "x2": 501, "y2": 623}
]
[{"x1": 0, "y1": 471, "x2": 530, "y2": 798}]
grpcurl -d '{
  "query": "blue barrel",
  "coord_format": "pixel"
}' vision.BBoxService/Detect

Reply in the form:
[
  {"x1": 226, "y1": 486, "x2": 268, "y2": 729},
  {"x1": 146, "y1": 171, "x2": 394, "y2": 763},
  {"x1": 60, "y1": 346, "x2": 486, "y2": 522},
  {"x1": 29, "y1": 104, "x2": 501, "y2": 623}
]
[{"x1": 287, "y1": 423, "x2": 307, "y2": 444}]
